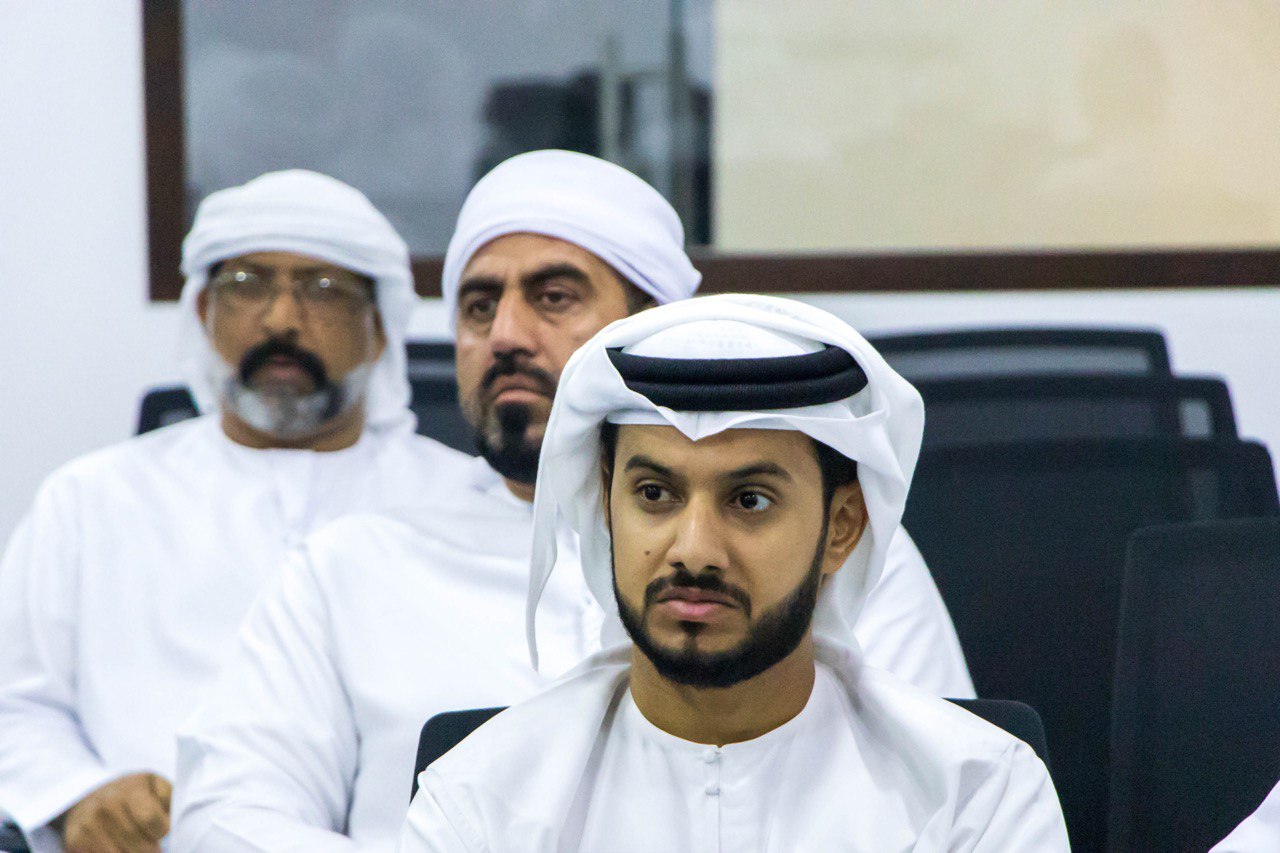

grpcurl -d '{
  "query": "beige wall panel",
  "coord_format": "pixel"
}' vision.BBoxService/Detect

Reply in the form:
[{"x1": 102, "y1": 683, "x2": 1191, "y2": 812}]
[{"x1": 714, "y1": 1, "x2": 1280, "y2": 251}]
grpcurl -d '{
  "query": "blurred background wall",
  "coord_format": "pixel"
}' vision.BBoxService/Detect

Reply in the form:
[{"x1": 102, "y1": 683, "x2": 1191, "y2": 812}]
[{"x1": 0, "y1": 1, "x2": 1276, "y2": 540}]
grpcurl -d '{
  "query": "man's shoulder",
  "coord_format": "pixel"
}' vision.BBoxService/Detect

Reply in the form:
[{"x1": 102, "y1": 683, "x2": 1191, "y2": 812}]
[
  {"x1": 37, "y1": 416, "x2": 215, "y2": 496},
  {"x1": 426, "y1": 653, "x2": 629, "y2": 788},
  {"x1": 296, "y1": 490, "x2": 534, "y2": 590},
  {"x1": 856, "y1": 664, "x2": 1035, "y2": 765},
  {"x1": 382, "y1": 430, "x2": 476, "y2": 470}
]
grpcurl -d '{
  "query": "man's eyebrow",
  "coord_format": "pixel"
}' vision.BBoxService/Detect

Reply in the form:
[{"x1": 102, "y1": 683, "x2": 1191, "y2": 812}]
[
  {"x1": 623, "y1": 454, "x2": 675, "y2": 478},
  {"x1": 724, "y1": 461, "x2": 793, "y2": 482},
  {"x1": 521, "y1": 262, "x2": 591, "y2": 290},
  {"x1": 456, "y1": 276, "x2": 504, "y2": 299}
]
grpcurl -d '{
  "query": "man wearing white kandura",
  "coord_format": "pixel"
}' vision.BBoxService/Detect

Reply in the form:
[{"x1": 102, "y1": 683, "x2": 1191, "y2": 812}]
[
  {"x1": 173, "y1": 151, "x2": 973, "y2": 851},
  {"x1": 0, "y1": 170, "x2": 471, "y2": 853},
  {"x1": 401, "y1": 294, "x2": 1068, "y2": 851}
]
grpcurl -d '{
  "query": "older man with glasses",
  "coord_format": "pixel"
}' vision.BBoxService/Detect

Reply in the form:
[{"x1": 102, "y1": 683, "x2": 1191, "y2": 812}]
[{"x1": 0, "y1": 170, "x2": 471, "y2": 853}]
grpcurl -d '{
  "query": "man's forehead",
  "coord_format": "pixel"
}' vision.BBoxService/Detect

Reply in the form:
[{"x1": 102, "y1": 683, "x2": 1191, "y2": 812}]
[
  {"x1": 461, "y1": 232, "x2": 609, "y2": 279},
  {"x1": 217, "y1": 250, "x2": 359, "y2": 275},
  {"x1": 615, "y1": 424, "x2": 816, "y2": 472}
]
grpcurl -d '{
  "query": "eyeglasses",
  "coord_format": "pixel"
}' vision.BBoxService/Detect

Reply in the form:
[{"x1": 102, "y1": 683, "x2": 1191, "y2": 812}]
[{"x1": 208, "y1": 267, "x2": 375, "y2": 325}]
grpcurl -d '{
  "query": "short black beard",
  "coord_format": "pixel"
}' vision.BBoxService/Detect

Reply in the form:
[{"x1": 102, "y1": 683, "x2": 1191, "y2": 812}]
[
  {"x1": 475, "y1": 403, "x2": 540, "y2": 484},
  {"x1": 468, "y1": 354, "x2": 557, "y2": 485},
  {"x1": 615, "y1": 526, "x2": 827, "y2": 689}
]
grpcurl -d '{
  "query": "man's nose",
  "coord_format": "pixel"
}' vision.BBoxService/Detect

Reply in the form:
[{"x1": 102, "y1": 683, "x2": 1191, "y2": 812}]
[
  {"x1": 488, "y1": 292, "x2": 539, "y2": 358},
  {"x1": 665, "y1": 496, "x2": 731, "y2": 575},
  {"x1": 259, "y1": 279, "x2": 306, "y2": 336}
]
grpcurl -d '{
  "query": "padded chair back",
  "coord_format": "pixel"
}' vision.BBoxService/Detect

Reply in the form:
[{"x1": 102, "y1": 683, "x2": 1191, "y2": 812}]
[
  {"x1": 413, "y1": 706, "x2": 506, "y2": 799},
  {"x1": 947, "y1": 698, "x2": 1052, "y2": 769},
  {"x1": 903, "y1": 438, "x2": 1279, "y2": 852},
  {"x1": 869, "y1": 328, "x2": 1171, "y2": 383},
  {"x1": 1108, "y1": 518, "x2": 1280, "y2": 853},
  {"x1": 914, "y1": 375, "x2": 1236, "y2": 451},
  {"x1": 405, "y1": 341, "x2": 477, "y2": 455},
  {"x1": 0, "y1": 821, "x2": 30, "y2": 853},
  {"x1": 136, "y1": 385, "x2": 199, "y2": 435},
  {"x1": 410, "y1": 699, "x2": 1051, "y2": 801}
]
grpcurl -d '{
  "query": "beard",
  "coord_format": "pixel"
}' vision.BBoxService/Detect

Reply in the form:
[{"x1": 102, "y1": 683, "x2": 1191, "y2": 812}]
[
  {"x1": 214, "y1": 337, "x2": 369, "y2": 439},
  {"x1": 464, "y1": 353, "x2": 557, "y2": 485},
  {"x1": 615, "y1": 527, "x2": 827, "y2": 689}
]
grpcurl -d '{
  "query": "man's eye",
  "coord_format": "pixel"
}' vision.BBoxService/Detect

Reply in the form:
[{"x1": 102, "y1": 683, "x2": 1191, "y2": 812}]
[
  {"x1": 306, "y1": 278, "x2": 343, "y2": 301},
  {"x1": 538, "y1": 289, "x2": 575, "y2": 310},
  {"x1": 219, "y1": 272, "x2": 268, "y2": 296},
  {"x1": 463, "y1": 297, "x2": 496, "y2": 321},
  {"x1": 639, "y1": 484, "x2": 670, "y2": 502},
  {"x1": 733, "y1": 491, "x2": 773, "y2": 512}
]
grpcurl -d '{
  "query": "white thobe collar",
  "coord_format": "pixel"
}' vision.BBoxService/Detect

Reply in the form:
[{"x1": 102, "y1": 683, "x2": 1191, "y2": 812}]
[{"x1": 619, "y1": 667, "x2": 833, "y2": 764}]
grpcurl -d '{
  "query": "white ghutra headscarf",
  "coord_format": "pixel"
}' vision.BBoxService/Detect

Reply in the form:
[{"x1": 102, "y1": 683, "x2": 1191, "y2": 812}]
[
  {"x1": 527, "y1": 294, "x2": 924, "y2": 669},
  {"x1": 441, "y1": 150, "x2": 701, "y2": 328},
  {"x1": 179, "y1": 169, "x2": 417, "y2": 431}
]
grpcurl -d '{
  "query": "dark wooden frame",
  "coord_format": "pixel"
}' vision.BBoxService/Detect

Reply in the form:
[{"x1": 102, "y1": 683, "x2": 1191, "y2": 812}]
[{"x1": 144, "y1": 2, "x2": 1280, "y2": 302}]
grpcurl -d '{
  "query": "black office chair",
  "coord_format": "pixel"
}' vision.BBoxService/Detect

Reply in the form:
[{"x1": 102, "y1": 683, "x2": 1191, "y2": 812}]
[
  {"x1": 0, "y1": 822, "x2": 29, "y2": 853},
  {"x1": 405, "y1": 342, "x2": 477, "y2": 455},
  {"x1": 135, "y1": 385, "x2": 199, "y2": 434},
  {"x1": 409, "y1": 699, "x2": 1052, "y2": 801},
  {"x1": 903, "y1": 438, "x2": 1279, "y2": 853},
  {"x1": 1108, "y1": 518, "x2": 1280, "y2": 853},
  {"x1": 913, "y1": 375, "x2": 1236, "y2": 450},
  {"x1": 868, "y1": 328, "x2": 1172, "y2": 383}
]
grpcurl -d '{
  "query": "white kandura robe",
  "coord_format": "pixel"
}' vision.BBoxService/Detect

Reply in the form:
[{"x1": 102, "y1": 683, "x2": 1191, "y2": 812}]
[
  {"x1": 172, "y1": 457, "x2": 971, "y2": 852},
  {"x1": 0, "y1": 415, "x2": 473, "y2": 853},
  {"x1": 402, "y1": 645, "x2": 1069, "y2": 853},
  {"x1": 1212, "y1": 778, "x2": 1280, "y2": 852}
]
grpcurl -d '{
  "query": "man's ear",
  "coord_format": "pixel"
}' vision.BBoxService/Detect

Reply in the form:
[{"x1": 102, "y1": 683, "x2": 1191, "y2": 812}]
[
  {"x1": 197, "y1": 288, "x2": 210, "y2": 325},
  {"x1": 821, "y1": 482, "x2": 868, "y2": 577},
  {"x1": 599, "y1": 459, "x2": 614, "y2": 526},
  {"x1": 370, "y1": 310, "x2": 387, "y2": 361}
]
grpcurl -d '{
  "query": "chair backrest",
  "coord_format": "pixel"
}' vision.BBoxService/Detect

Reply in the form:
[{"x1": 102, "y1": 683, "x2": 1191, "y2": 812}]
[
  {"x1": 1109, "y1": 518, "x2": 1280, "y2": 853},
  {"x1": 404, "y1": 341, "x2": 479, "y2": 455},
  {"x1": 868, "y1": 328, "x2": 1172, "y2": 382},
  {"x1": 0, "y1": 820, "x2": 31, "y2": 853},
  {"x1": 913, "y1": 375, "x2": 1236, "y2": 451},
  {"x1": 412, "y1": 706, "x2": 506, "y2": 799},
  {"x1": 948, "y1": 698, "x2": 1051, "y2": 768},
  {"x1": 902, "y1": 438, "x2": 1279, "y2": 853},
  {"x1": 136, "y1": 386, "x2": 199, "y2": 434},
  {"x1": 410, "y1": 699, "x2": 1051, "y2": 801}
]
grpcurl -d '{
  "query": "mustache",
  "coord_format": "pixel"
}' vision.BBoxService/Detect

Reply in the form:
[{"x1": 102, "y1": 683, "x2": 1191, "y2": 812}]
[
  {"x1": 644, "y1": 568, "x2": 752, "y2": 618},
  {"x1": 479, "y1": 354, "x2": 557, "y2": 399},
  {"x1": 238, "y1": 338, "x2": 329, "y2": 387}
]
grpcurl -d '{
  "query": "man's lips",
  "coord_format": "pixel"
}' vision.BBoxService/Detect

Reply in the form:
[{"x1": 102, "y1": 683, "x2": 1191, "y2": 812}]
[
  {"x1": 254, "y1": 356, "x2": 309, "y2": 381},
  {"x1": 655, "y1": 587, "x2": 739, "y2": 622},
  {"x1": 487, "y1": 375, "x2": 551, "y2": 402}
]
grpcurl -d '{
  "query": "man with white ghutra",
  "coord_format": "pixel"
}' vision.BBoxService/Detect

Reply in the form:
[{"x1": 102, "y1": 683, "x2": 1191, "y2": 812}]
[
  {"x1": 400, "y1": 295, "x2": 1069, "y2": 852},
  {"x1": 172, "y1": 151, "x2": 972, "y2": 850},
  {"x1": 0, "y1": 171, "x2": 471, "y2": 853}
]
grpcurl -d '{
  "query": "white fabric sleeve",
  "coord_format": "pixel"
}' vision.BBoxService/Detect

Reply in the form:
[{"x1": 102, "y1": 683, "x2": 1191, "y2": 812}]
[
  {"x1": 955, "y1": 740, "x2": 1071, "y2": 852},
  {"x1": 855, "y1": 526, "x2": 976, "y2": 698},
  {"x1": 1211, "y1": 778, "x2": 1280, "y2": 853},
  {"x1": 397, "y1": 773, "x2": 484, "y2": 853},
  {"x1": 171, "y1": 547, "x2": 361, "y2": 852},
  {"x1": 0, "y1": 476, "x2": 118, "y2": 849}
]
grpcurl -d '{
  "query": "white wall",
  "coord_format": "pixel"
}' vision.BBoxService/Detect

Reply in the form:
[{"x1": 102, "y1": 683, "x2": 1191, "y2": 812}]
[{"x1": 0, "y1": 4, "x2": 1276, "y2": 544}]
